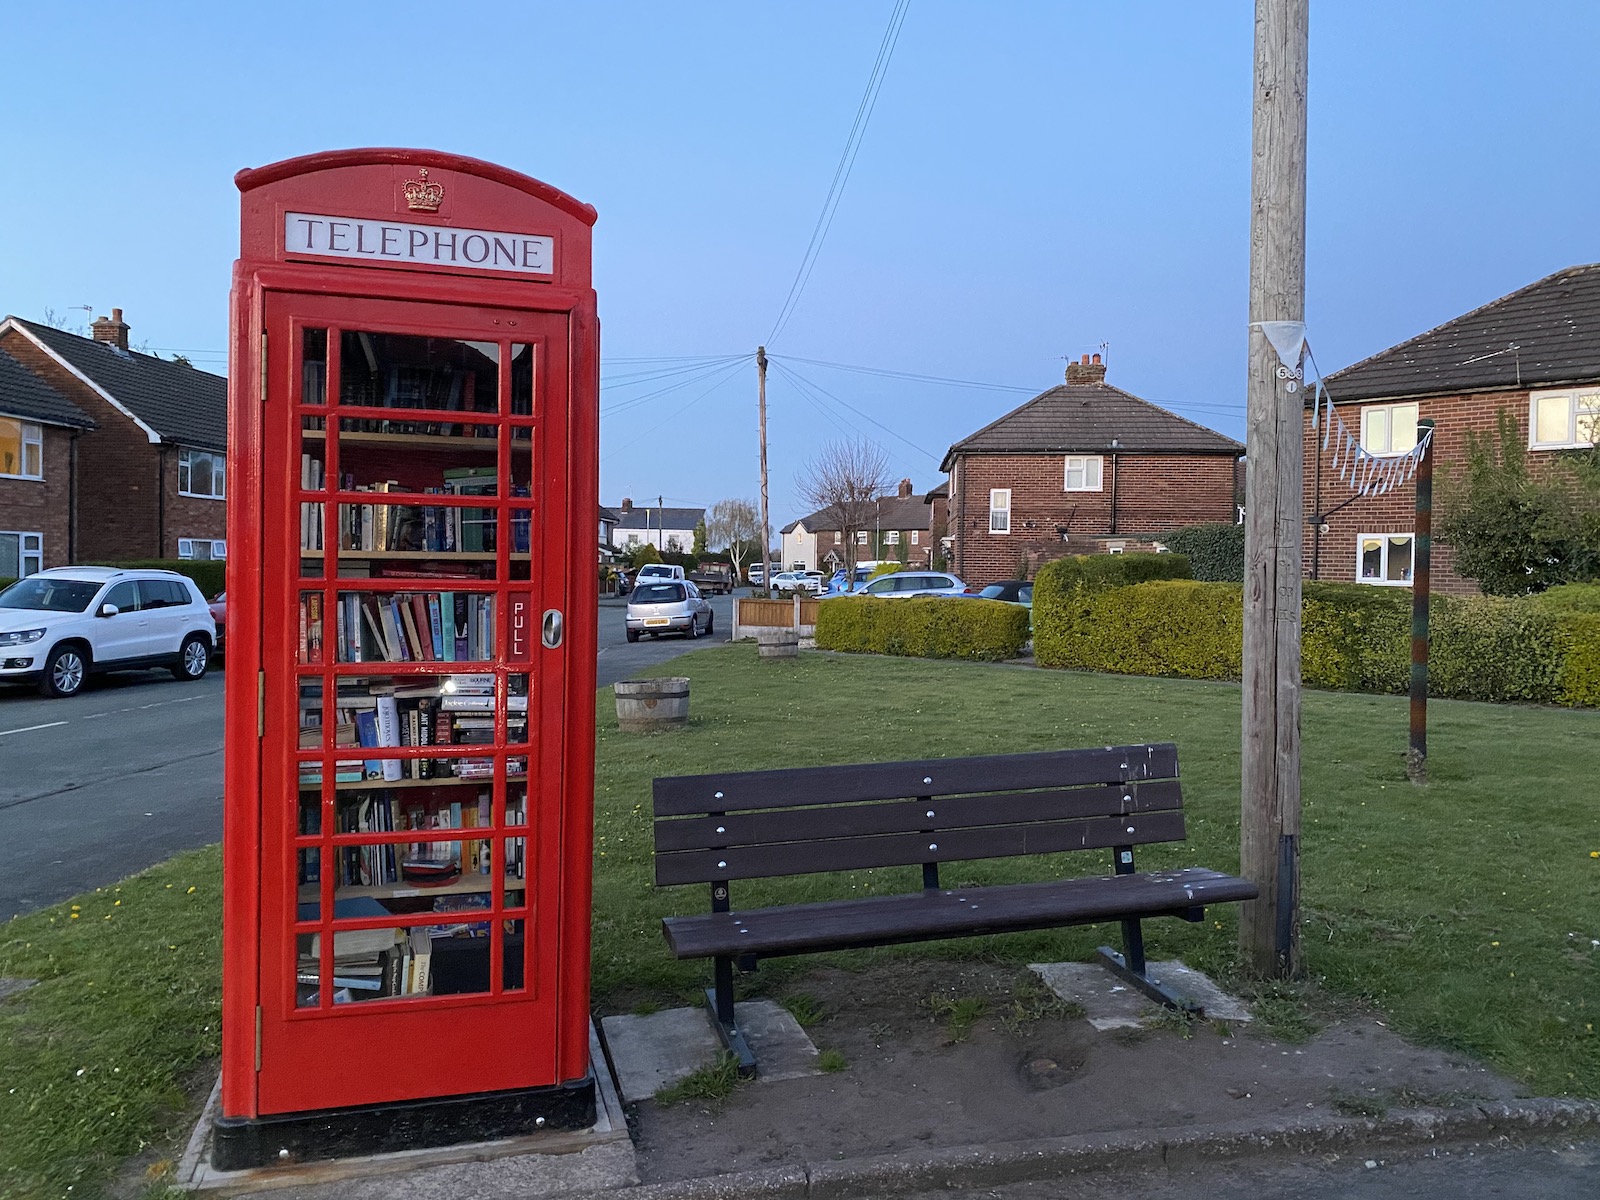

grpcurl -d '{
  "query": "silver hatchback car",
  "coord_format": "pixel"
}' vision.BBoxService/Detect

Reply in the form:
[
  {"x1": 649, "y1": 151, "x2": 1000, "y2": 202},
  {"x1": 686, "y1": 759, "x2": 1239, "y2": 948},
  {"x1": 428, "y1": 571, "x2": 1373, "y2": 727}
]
[{"x1": 625, "y1": 581, "x2": 714, "y2": 642}]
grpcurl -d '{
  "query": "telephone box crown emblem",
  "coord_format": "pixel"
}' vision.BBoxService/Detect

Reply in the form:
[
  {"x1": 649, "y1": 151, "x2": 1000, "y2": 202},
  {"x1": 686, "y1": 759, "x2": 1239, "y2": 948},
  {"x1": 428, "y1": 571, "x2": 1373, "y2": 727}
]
[{"x1": 403, "y1": 167, "x2": 445, "y2": 212}]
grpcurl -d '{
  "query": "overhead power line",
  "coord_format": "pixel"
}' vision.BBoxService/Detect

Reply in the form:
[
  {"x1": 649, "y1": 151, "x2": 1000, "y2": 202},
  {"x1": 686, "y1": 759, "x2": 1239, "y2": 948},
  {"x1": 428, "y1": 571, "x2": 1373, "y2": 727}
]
[
  {"x1": 771, "y1": 359, "x2": 940, "y2": 463},
  {"x1": 764, "y1": 0, "x2": 911, "y2": 347}
]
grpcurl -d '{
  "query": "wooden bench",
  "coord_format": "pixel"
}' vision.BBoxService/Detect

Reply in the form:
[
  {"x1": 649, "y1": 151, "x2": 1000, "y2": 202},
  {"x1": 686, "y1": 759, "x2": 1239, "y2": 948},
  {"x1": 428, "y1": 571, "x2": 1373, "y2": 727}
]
[{"x1": 653, "y1": 743, "x2": 1258, "y2": 1074}]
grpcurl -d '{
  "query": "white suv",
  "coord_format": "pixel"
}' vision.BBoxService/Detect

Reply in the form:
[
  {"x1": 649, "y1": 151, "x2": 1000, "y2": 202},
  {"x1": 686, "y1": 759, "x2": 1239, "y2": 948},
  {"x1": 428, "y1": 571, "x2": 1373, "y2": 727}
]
[{"x1": 0, "y1": 567, "x2": 218, "y2": 698}]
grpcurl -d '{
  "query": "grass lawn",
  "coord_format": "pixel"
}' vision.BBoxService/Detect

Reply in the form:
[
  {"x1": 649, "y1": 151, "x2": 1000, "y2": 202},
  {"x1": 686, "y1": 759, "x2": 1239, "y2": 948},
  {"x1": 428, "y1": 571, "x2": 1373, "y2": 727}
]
[{"x1": 2, "y1": 643, "x2": 1597, "y2": 1197}]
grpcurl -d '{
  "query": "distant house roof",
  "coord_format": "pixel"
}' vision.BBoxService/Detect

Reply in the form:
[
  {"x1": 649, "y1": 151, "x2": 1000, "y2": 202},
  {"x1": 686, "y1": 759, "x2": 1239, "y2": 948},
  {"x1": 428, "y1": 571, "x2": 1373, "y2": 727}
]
[
  {"x1": 8, "y1": 318, "x2": 227, "y2": 451},
  {"x1": 599, "y1": 506, "x2": 622, "y2": 523},
  {"x1": 614, "y1": 505, "x2": 704, "y2": 531},
  {"x1": 941, "y1": 380, "x2": 1242, "y2": 470},
  {"x1": 787, "y1": 493, "x2": 934, "y2": 534},
  {"x1": 1325, "y1": 263, "x2": 1600, "y2": 403},
  {"x1": 0, "y1": 346, "x2": 94, "y2": 430},
  {"x1": 924, "y1": 481, "x2": 948, "y2": 501}
]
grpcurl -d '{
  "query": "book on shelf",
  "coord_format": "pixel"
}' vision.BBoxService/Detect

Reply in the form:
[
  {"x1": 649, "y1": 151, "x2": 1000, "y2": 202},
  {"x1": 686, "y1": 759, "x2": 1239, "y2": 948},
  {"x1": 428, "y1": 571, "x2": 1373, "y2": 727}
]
[{"x1": 332, "y1": 592, "x2": 493, "y2": 663}]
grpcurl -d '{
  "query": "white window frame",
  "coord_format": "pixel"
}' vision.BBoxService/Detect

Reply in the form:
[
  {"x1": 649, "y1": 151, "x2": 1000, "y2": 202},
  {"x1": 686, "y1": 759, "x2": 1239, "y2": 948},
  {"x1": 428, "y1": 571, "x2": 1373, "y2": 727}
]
[
  {"x1": 0, "y1": 418, "x2": 43, "y2": 481},
  {"x1": 0, "y1": 531, "x2": 43, "y2": 577},
  {"x1": 855, "y1": 530, "x2": 868, "y2": 546},
  {"x1": 1356, "y1": 532, "x2": 1414, "y2": 587},
  {"x1": 884, "y1": 529, "x2": 900, "y2": 545},
  {"x1": 1359, "y1": 402, "x2": 1419, "y2": 456},
  {"x1": 910, "y1": 530, "x2": 920, "y2": 546},
  {"x1": 178, "y1": 448, "x2": 227, "y2": 499},
  {"x1": 834, "y1": 531, "x2": 842, "y2": 544},
  {"x1": 177, "y1": 538, "x2": 227, "y2": 561},
  {"x1": 989, "y1": 488, "x2": 1011, "y2": 534},
  {"x1": 1064, "y1": 455, "x2": 1103, "y2": 492},
  {"x1": 1528, "y1": 387, "x2": 1600, "y2": 450}
]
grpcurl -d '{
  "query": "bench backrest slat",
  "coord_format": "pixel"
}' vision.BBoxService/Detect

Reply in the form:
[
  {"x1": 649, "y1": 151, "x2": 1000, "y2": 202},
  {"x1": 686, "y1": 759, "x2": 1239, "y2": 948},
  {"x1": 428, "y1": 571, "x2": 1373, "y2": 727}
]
[
  {"x1": 652, "y1": 779, "x2": 1182, "y2": 854},
  {"x1": 652, "y1": 744, "x2": 1178, "y2": 817},
  {"x1": 655, "y1": 809, "x2": 1187, "y2": 886}
]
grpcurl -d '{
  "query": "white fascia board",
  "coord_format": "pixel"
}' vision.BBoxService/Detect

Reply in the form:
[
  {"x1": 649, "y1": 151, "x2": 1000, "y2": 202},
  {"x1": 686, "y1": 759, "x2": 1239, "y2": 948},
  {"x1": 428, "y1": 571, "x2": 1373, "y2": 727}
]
[{"x1": 1, "y1": 318, "x2": 162, "y2": 444}]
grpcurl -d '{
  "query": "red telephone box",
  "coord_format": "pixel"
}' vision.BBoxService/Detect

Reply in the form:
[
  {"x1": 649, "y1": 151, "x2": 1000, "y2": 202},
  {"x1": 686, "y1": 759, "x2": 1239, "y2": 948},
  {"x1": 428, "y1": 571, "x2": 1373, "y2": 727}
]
[{"x1": 217, "y1": 149, "x2": 598, "y2": 1168}]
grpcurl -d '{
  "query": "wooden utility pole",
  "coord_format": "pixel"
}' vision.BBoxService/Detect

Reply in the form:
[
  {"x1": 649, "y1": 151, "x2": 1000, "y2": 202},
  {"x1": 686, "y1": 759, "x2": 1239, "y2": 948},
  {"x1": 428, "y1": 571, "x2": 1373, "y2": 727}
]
[
  {"x1": 1240, "y1": 0, "x2": 1309, "y2": 980},
  {"x1": 757, "y1": 346, "x2": 771, "y2": 590}
]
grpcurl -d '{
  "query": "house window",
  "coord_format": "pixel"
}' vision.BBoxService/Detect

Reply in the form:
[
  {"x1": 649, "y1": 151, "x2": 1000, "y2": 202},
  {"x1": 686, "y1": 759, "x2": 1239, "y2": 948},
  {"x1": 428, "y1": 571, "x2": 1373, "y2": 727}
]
[
  {"x1": 834, "y1": 531, "x2": 842, "y2": 544},
  {"x1": 178, "y1": 538, "x2": 227, "y2": 561},
  {"x1": 178, "y1": 448, "x2": 226, "y2": 499},
  {"x1": 884, "y1": 530, "x2": 900, "y2": 545},
  {"x1": 0, "y1": 419, "x2": 43, "y2": 480},
  {"x1": 1357, "y1": 533, "x2": 1413, "y2": 586},
  {"x1": 1064, "y1": 456, "x2": 1103, "y2": 491},
  {"x1": 855, "y1": 530, "x2": 868, "y2": 545},
  {"x1": 1360, "y1": 403, "x2": 1419, "y2": 455},
  {"x1": 0, "y1": 531, "x2": 43, "y2": 577},
  {"x1": 989, "y1": 488, "x2": 1011, "y2": 534},
  {"x1": 1529, "y1": 388, "x2": 1600, "y2": 450},
  {"x1": 910, "y1": 530, "x2": 920, "y2": 546}
]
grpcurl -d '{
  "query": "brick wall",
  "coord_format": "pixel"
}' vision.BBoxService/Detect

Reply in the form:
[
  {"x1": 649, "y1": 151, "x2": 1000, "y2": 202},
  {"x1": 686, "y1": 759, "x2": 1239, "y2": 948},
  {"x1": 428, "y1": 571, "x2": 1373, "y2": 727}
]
[
  {"x1": 950, "y1": 451, "x2": 1238, "y2": 586},
  {"x1": 1301, "y1": 389, "x2": 1555, "y2": 596},
  {"x1": 164, "y1": 448, "x2": 227, "y2": 557},
  {"x1": 0, "y1": 423, "x2": 74, "y2": 568}
]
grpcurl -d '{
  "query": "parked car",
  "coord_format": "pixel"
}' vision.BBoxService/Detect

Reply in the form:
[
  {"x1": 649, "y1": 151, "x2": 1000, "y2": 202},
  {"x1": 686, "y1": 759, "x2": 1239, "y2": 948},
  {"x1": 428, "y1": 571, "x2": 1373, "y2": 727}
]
[
  {"x1": 855, "y1": 571, "x2": 969, "y2": 598},
  {"x1": 823, "y1": 565, "x2": 875, "y2": 595},
  {"x1": 770, "y1": 570, "x2": 825, "y2": 595},
  {"x1": 976, "y1": 581, "x2": 1033, "y2": 607},
  {"x1": 747, "y1": 562, "x2": 781, "y2": 587},
  {"x1": 688, "y1": 562, "x2": 735, "y2": 595},
  {"x1": 209, "y1": 591, "x2": 227, "y2": 654},
  {"x1": 0, "y1": 566, "x2": 217, "y2": 697},
  {"x1": 625, "y1": 580, "x2": 714, "y2": 642},
  {"x1": 635, "y1": 563, "x2": 686, "y2": 584}
]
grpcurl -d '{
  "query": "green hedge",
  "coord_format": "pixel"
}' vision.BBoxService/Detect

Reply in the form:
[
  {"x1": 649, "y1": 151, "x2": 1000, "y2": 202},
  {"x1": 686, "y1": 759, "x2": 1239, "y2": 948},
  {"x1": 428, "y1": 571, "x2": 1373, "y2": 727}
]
[
  {"x1": 1533, "y1": 583, "x2": 1600, "y2": 613},
  {"x1": 1032, "y1": 552, "x2": 1193, "y2": 667},
  {"x1": 1158, "y1": 523, "x2": 1246, "y2": 582},
  {"x1": 816, "y1": 596, "x2": 1031, "y2": 662},
  {"x1": 89, "y1": 559, "x2": 227, "y2": 598},
  {"x1": 1033, "y1": 576, "x2": 1600, "y2": 707}
]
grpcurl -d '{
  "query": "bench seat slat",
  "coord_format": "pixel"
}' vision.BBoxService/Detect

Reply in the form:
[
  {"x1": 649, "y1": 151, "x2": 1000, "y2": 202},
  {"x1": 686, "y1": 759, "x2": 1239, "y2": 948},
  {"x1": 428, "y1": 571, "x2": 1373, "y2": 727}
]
[
  {"x1": 655, "y1": 809, "x2": 1186, "y2": 886},
  {"x1": 653, "y1": 779, "x2": 1183, "y2": 854},
  {"x1": 661, "y1": 867, "x2": 1259, "y2": 960},
  {"x1": 652, "y1": 744, "x2": 1179, "y2": 816}
]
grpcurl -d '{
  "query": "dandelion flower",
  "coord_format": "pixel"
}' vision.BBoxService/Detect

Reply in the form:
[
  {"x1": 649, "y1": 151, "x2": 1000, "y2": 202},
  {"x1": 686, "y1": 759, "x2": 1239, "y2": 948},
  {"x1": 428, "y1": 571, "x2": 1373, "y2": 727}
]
[{"x1": 186, "y1": 886, "x2": 197, "y2": 894}]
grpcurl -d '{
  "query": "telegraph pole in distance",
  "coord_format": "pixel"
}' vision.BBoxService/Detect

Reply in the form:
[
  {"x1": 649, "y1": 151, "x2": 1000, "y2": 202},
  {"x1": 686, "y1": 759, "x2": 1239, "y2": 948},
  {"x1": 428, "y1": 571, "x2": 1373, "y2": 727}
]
[
  {"x1": 1241, "y1": 0, "x2": 1308, "y2": 980},
  {"x1": 757, "y1": 346, "x2": 771, "y2": 590}
]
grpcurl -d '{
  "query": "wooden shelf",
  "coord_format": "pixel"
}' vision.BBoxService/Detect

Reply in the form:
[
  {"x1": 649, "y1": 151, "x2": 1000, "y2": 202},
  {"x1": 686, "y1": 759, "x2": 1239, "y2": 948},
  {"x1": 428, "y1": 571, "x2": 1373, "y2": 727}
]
[
  {"x1": 298, "y1": 878, "x2": 527, "y2": 902},
  {"x1": 300, "y1": 774, "x2": 529, "y2": 793},
  {"x1": 300, "y1": 429, "x2": 528, "y2": 452}
]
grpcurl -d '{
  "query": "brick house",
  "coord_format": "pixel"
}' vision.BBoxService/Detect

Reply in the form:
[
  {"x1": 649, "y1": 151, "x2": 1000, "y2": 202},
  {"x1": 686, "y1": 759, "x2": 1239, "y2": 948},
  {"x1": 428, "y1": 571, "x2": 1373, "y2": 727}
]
[
  {"x1": 1305, "y1": 263, "x2": 1600, "y2": 595},
  {"x1": 940, "y1": 354, "x2": 1243, "y2": 587},
  {"x1": 781, "y1": 479, "x2": 938, "y2": 573},
  {"x1": 0, "y1": 346, "x2": 95, "y2": 575},
  {"x1": 0, "y1": 310, "x2": 228, "y2": 564}
]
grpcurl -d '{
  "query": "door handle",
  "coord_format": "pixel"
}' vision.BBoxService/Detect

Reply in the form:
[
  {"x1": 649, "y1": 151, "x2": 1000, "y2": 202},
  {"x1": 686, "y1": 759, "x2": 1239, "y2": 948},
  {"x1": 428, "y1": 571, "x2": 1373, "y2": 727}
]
[{"x1": 541, "y1": 608, "x2": 563, "y2": 649}]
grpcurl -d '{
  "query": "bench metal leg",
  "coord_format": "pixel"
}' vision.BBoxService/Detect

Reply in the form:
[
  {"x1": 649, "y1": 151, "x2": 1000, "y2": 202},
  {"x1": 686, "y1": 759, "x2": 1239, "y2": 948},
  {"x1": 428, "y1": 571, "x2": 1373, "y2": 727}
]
[
  {"x1": 1096, "y1": 914, "x2": 1204, "y2": 1015},
  {"x1": 705, "y1": 957, "x2": 757, "y2": 1077}
]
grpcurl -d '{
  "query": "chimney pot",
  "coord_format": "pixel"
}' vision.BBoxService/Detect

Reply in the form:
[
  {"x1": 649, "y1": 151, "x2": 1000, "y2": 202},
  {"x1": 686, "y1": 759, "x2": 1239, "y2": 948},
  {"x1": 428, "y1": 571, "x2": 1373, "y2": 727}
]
[
  {"x1": 91, "y1": 308, "x2": 130, "y2": 351},
  {"x1": 1080, "y1": 353, "x2": 1090, "y2": 365},
  {"x1": 621, "y1": 497, "x2": 633, "y2": 513},
  {"x1": 1065, "y1": 351, "x2": 1108, "y2": 385},
  {"x1": 1091, "y1": 352, "x2": 1101, "y2": 365},
  {"x1": 897, "y1": 477, "x2": 913, "y2": 499}
]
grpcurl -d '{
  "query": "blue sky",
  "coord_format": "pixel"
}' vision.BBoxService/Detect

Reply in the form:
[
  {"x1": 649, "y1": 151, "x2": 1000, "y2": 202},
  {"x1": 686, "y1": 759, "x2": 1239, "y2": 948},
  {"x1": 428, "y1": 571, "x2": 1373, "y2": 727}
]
[{"x1": 4, "y1": 2, "x2": 1597, "y2": 525}]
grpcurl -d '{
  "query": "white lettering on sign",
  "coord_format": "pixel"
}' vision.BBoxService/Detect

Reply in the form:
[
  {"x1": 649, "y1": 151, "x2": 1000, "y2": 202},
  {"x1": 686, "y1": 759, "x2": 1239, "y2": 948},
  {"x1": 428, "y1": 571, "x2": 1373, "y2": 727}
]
[{"x1": 284, "y1": 212, "x2": 554, "y2": 275}]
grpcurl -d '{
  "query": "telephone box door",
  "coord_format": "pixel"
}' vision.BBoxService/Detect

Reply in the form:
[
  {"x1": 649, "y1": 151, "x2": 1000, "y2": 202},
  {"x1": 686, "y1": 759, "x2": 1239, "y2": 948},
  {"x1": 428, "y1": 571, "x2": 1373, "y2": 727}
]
[{"x1": 256, "y1": 288, "x2": 573, "y2": 1113}]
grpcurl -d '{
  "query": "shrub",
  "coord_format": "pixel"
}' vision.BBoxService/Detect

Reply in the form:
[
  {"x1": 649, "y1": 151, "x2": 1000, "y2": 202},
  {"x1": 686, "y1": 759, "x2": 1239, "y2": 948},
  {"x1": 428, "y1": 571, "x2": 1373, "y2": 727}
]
[
  {"x1": 1301, "y1": 583, "x2": 1411, "y2": 693},
  {"x1": 868, "y1": 562, "x2": 899, "y2": 581},
  {"x1": 816, "y1": 596, "x2": 1030, "y2": 662},
  {"x1": 1430, "y1": 595, "x2": 1564, "y2": 704},
  {"x1": 1555, "y1": 613, "x2": 1600, "y2": 706},
  {"x1": 90, "y1": 558, "x2": 227, "y2": 598},
  {"x1": 1533, "y1": 583, "x2": 1600, "y2": 613},
  {"x1": 1158, "y1": 523, "x2": 1245, "y2": 582},
  {"x1": 1032, "y1": 553, "x2": 1192, "y2": 667},
  {"x1": 1034, "y1": 580, "x2": 1242, "y2": 678}
]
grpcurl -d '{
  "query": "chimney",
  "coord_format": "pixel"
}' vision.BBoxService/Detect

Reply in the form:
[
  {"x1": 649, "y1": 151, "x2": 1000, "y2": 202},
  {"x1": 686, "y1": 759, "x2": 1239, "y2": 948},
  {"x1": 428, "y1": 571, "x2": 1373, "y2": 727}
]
[
  {"x1": 1065, "y1": 351, "x2": 1106, "y2": 385},
  {"x1": 91, "y1": 308, "x2": 130, "y2": 351},
  {"x1": 897, "y1": 477, "x2": 913, "y2": 499},
  {"x1": 620, "y1": 497, "x2": 633, "y2": 514}
]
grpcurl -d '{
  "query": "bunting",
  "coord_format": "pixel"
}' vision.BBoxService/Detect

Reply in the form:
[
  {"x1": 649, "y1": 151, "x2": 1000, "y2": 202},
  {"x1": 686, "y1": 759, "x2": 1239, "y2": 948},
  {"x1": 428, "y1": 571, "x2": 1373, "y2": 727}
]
[{"x1": 1313, "y1": 381, "x2": 1431, "y2": 498}]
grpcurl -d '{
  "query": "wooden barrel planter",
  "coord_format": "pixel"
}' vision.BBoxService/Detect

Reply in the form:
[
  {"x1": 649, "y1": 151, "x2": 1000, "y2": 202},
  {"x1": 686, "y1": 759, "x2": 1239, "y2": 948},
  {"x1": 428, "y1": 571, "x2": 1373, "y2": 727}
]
[
  {"x1": 757, "y1": 629, "x2": 799, "y2": 660},
  {"x1": 614, "y1": 678, "x2": 691, "y2": 731}
]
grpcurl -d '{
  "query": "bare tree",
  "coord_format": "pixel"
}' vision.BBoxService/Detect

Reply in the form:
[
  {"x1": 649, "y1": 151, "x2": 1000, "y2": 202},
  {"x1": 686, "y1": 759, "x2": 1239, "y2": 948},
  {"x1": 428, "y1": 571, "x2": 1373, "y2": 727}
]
[
  {"x1": 797, "y1": 440, "x2": 893, "y2": 583},
  {"x1": 707, "y1": 498, "x2": 760, "y2": 582}
]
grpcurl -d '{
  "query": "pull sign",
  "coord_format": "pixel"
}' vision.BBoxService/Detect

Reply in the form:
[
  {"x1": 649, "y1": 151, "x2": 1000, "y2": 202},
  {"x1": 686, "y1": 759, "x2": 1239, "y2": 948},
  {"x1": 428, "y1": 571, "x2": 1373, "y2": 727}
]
[
  {"x1": 542, "y1": 609, "x2": 564, "y2": 649},
  {"x1": 509, "y1": 592, "x2": 532, "y2": 660}
]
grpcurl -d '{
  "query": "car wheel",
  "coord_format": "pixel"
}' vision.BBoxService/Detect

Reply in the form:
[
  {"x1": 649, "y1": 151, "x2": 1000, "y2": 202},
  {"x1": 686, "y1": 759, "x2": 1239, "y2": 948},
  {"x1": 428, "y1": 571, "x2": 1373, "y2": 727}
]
[
  {"x1": 39, "y1": 643, "x2": 88, "y2": 698},
  {"x1": 626, "y1": 629, "x2": 639, "y2": 643},
  {"x1": 685, "y1": 615, "x2": 699, "y2": 640},
  {"x1": 173, "y1": 633, "x2": 210, "y2": 681}
]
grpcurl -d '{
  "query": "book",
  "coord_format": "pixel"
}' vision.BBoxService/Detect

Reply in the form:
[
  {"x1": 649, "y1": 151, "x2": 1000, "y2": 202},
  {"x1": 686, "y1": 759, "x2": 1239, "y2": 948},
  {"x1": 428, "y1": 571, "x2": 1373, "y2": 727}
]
[
  {"x1": 354, "y1": 709, "x2": 382, "y2": 778},
  {"x1": 427, "y1": 594, "x2": 445, "y2": 660},
  {"x1": 374, "y1": 693, "x2": 404, "y2": 782}
]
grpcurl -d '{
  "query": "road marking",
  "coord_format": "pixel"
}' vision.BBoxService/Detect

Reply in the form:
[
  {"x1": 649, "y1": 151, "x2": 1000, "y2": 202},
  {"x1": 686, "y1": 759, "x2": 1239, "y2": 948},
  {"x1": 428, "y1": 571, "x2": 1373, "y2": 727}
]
[{"x1": 0, "y1": 721, "x2": 68, "y2": 738}]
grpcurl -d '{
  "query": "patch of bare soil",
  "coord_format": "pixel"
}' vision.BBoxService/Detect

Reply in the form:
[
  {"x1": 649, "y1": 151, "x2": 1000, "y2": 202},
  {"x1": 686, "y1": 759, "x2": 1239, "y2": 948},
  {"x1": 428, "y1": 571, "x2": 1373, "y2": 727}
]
[{"x1": 626, "y1": 959, "x2": 1516, "y2": 1185}]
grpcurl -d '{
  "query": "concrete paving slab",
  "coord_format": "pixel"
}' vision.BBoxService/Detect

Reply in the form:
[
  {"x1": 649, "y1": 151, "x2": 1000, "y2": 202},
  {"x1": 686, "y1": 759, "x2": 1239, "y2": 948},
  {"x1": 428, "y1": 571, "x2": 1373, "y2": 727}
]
[
  {"x1": 1030, "y1": 960, "x2": 1252, "y2": 1031},
  {"x1": 177, "y1": 1023, "x2": 636, "y2": 1198},
  {"x1": 601, "y1": 1000, "x2": 821, "y2": 1103}
]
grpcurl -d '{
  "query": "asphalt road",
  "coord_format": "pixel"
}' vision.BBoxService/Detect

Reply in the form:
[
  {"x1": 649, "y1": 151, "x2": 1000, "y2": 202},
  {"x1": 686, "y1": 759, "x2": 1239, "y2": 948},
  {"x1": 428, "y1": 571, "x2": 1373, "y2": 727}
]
[{"x1": 0, "y1": 590, "x2": 741, "y2": 920}]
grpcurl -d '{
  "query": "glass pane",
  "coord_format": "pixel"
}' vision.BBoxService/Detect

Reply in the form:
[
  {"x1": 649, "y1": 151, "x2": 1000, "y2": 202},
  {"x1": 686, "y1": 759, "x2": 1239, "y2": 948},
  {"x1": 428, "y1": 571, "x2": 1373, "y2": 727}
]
[
  {"x1": 302, "y1": 329, "x2": 328, "y2": 405},
  {"x1": 1360, "y1": 538, "x2": 1383, "y2": 580},
  {"x1": 1386, "y1": 536, "x2": 1413, "y2": 583},
  {"x1": 0, "y1": 418, "x2": 20, "y2": 476},
  {"x1": 1577, "y1": 394, "x2": 1600, "y2": 444},
  {"x1": 0, "y1": 534, "x2": 16, "y2": 578},
  {"x1": 337, "y1": 331, "x2": 499, "y2": 423},
  {"x1": 1391, "y1": 405, "x2": 1419, "y2": 454},
  {"x1": 23, "y1": 440, "x2": 41, "y2": 477},
  {"x1": 508, "y1": 673, "x2": 530, "y2": 746},
  {"x1": 1361, "y1": 408, "x2": 1387, "y2": 452},
  {"x1": 1536, "y1": 394, "x2": 1570, "y2": 444},
  {"x1": 510, "y1": 343, "x2": 533, "y2": 444},
  {"x1": 325, "y1": 592, "x2": 495, "y2": 664}
]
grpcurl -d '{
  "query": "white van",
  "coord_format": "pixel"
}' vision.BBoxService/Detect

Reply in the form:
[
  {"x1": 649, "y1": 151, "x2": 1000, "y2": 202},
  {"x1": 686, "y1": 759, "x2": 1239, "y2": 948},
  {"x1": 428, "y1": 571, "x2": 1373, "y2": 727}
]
[{"x1": 634, "y1": 563, "x2": 686, "y2": 583}]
